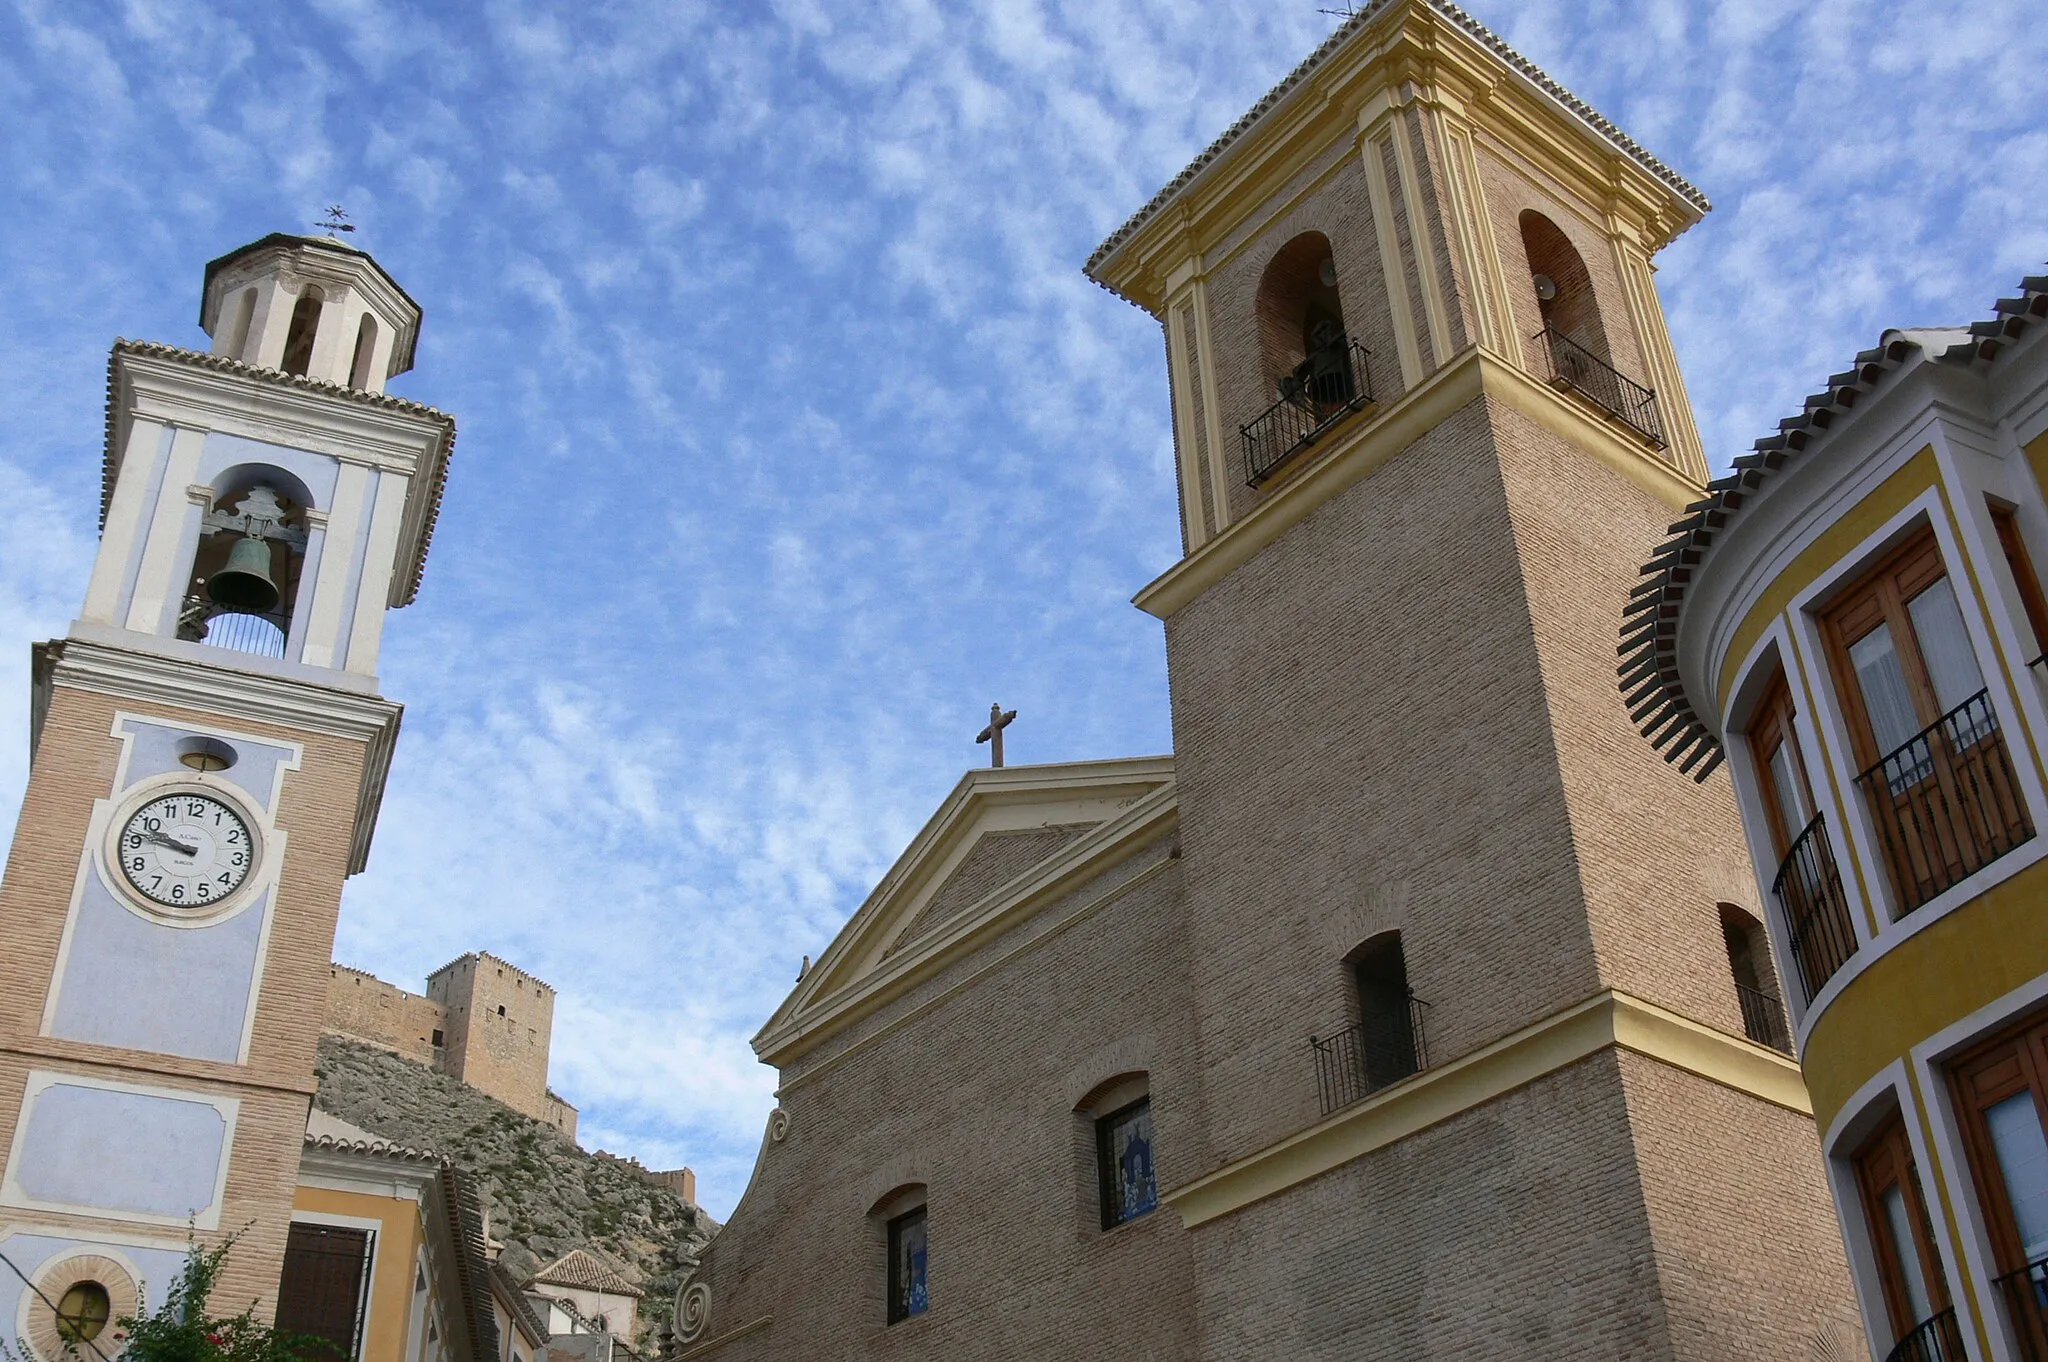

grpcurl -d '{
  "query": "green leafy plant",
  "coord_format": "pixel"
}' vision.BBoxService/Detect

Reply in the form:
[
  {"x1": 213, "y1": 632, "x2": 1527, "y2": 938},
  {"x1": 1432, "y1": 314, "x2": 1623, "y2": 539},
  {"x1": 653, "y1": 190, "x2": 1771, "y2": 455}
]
[{"x1": 111, "y1": 1239, "x2": 322, "y2": 1362}]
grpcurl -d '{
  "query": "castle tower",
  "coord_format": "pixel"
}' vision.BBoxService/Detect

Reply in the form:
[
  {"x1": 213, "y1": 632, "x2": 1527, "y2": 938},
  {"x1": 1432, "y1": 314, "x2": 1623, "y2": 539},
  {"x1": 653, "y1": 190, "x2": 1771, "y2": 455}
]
[
  {"x1": 0, "y1": 233, "x2": 452, "y2": 1324},
  {"x1": 1088, "y1": 3, "x2": 1862, "y2": 1353}
]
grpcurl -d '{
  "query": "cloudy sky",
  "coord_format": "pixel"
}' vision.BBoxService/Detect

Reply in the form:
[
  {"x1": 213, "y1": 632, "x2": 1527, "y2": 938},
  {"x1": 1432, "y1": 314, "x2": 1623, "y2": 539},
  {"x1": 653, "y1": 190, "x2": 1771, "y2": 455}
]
[{"x1": 0, "y1": 0, "x2": 2042, "y2": 1217}]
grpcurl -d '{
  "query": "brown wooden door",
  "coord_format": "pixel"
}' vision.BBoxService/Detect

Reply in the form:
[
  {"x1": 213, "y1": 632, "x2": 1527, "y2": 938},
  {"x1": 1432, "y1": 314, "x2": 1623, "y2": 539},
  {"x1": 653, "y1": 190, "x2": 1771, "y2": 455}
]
[
  {"x1": 1854, "y1": 1112, "x2": 1951, "y2": 1343},
  {"x1": 1951, "y1": 1014, "x2": 2048, "y2": 1355},
  {"x1": 275, "y1": 1223, "x2": 373, "y2": 1361}
]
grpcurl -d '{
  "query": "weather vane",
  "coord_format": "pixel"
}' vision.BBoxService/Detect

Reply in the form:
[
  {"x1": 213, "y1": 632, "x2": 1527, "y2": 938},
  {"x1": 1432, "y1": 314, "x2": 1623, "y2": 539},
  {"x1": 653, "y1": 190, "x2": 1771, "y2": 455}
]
[
  {"x1": 316, "y1": 205, "x2": 356, "y2": 239},
  {"x1": 1317, "y1": 2, "x2": 1360, "y2": 16}
]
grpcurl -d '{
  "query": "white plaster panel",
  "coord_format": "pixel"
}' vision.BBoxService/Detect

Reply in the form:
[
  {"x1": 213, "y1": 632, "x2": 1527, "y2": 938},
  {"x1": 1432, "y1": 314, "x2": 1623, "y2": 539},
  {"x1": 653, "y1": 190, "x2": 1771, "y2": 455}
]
[
  {"x1": 301, "y1": 462, "x2": 370, "y2": 670},
  {"x1": 83, "y1": 420, "x2": 169, "y2": 627},
  {"x1": 197, "y1": 431, "x2": 342, "y2": 510},
  {"x1": 112, "y1": 716, "x2": 296, "y2": 814},
  {"x1": 331, "y1": 468, "x2": 379, "y2": 672},
  {"x1": 46, "y1": 875, "x2": 268, "y2": 1062},
  {"x1": 345, "y1": 468, "x2": 406, "y2": 674},
  {"x1": 4, "y1": 1078, "x2": 235, "y2": 1227}
]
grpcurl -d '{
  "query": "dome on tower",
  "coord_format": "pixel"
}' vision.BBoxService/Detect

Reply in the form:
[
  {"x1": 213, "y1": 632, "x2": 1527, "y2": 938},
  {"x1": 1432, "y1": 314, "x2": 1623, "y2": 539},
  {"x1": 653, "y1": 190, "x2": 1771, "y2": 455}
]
[{"x1": 198, "y1": 233, "x2": 422, "y2": 393}]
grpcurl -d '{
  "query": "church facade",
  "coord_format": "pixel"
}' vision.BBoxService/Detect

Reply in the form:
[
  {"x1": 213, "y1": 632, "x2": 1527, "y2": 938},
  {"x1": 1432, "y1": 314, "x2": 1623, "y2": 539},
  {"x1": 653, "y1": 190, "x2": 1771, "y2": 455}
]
[{"x1": 676, "y1": 2, "x2": 1866, "y2": 1358}]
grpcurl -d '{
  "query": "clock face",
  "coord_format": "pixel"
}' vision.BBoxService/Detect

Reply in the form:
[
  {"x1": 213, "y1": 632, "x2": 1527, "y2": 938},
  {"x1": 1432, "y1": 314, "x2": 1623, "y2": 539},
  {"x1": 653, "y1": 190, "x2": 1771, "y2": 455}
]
[{"x1": 115, "y1": 790, "x2": 256, "y2": 912}]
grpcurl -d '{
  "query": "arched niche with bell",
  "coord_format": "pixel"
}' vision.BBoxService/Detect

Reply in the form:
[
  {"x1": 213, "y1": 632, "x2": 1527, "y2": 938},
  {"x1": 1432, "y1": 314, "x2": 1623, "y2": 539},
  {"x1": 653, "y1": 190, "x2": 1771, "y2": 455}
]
[{"x1": 175, "y1": 465, "x2": 316, "y2": 662}]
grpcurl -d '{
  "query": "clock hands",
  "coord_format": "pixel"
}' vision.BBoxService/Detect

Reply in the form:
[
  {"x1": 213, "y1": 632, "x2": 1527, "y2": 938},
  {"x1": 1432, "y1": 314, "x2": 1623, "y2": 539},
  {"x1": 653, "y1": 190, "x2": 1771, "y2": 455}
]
[{"x1": 140, "y1": 830, "x2": 200, "y2": 858}]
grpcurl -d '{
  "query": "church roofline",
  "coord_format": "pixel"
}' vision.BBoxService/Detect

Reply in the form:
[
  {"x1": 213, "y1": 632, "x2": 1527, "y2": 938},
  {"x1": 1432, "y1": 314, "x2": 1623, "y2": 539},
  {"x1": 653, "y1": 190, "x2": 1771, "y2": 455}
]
[
  {"x1": 103, "y1": 339, "x2": 456, "y2": 608},
  {"x1": 1084, "y1": 0, "x2": 1709, "y2": 291},
  {"x1": 1619, "y1": 267, "x2": 2048, "y2": 780}
]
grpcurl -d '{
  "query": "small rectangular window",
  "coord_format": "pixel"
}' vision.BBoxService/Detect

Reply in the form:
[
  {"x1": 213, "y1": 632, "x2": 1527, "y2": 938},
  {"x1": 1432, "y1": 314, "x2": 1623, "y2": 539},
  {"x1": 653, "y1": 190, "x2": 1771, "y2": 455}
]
[
  {"x1": 431, "y1": 1029, "x2": 443, "y2": 1047},
  {"x1": 886, "y1": 1206, "x2": 928, "y2": 1324},
  {"x1": 1097, "y1": 1097, "x2": 1158, "y2": 1228}
]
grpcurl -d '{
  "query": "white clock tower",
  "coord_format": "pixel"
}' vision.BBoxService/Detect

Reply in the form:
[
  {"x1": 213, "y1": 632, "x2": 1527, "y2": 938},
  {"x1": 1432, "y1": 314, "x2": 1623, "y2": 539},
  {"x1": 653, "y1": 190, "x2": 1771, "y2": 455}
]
[{"x1": 0, "y1": 233, "x2": 453, "y2": 1332}]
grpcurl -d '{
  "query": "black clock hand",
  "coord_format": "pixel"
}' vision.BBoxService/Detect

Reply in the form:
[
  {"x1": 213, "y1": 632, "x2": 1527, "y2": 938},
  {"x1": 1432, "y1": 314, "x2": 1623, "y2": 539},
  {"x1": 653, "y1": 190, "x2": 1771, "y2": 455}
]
[{"x1": 141, "y1": 830, "x2": 199, "y2": 857}]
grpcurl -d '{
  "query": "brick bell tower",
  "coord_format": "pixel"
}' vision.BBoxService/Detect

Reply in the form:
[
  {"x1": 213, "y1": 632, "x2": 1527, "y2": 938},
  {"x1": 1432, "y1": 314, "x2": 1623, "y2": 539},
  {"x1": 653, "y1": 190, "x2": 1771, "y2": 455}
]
[
  {"x1": 0, "y1": 234, "x2": 451, "y2": 1327},
  {"x1": 1090, "y1": 2, "x2": 1863, "y2": 1355}
]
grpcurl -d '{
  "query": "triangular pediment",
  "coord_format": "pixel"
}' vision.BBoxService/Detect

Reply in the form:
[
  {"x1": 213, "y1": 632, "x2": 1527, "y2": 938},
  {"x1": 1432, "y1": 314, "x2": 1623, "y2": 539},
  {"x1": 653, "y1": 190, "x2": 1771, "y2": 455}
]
[{"x1": 754, "y1": 756, "x2": 1175, "y2": 1065}]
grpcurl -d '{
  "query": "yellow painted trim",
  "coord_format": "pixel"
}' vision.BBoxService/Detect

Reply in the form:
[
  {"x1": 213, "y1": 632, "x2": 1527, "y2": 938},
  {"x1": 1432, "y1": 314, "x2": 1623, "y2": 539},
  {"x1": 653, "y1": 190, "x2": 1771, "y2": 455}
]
[
  {"x1": 1715, "y1": 446, "x2": 1944, "y2": 709},
  {"x1": 1478, "y1": 351, "x2": 1703, "y2": 510},
  {"x1": 1165, "y1": 990, "x2": 1808, "y2": 1228},
  {"x1": 1133, "y1": 348, "x2": 1702, "y2": 619},
  {"x1": 1612, "y1": 241, "x2": 1706, "y2": 483},
  {"x1": 673, "y1": 1317, "x2": 773, "y2": 1359},
  {"x1": 1386, "y1": 107, "x2": 1454, "y2": 364},
  {"x1": 1358, "y1": 123, "x2": 1425, "y2": 389},
  {"x1": 292, "y1": 1185, "x2": 425, "y2": 1362},
  {"x1": 1435, "y1": 112, "x2": 1517, "y2": 362},
  {"x1": 2027, "y1": 426, "x2": 2048, "y2": 496},
  {"x1": 1802, "y1": 857, "x2": 2048, "y2": 1131},
  {"x1": 1134, "y1": 348, "x2": 1482, "y2": 619}
]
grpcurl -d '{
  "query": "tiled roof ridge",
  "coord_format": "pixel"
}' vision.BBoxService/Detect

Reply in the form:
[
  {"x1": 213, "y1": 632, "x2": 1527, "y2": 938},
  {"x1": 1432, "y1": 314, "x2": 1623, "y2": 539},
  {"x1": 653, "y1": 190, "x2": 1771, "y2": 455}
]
[
  {"x1": 304, "y1": 1129, "x2": 442, "y2": 1162},
  {"x1": 525, "y1": 1247, "x2": 646, "y2": 1298},
  {"x1": 102, "y1": 339, "x2": 456, "y2": 607},
  {"x1": 1619, "y1": 269, "x2": 2048, "y2": 781},
  {"x1": 1083, "y1": 0, "x2": 1709, "y2": 284}
]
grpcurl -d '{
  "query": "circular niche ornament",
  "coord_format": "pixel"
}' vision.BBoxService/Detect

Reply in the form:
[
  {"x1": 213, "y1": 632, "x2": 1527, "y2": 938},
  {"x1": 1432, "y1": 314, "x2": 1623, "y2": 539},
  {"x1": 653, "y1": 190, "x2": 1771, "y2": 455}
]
[
  {"x1": 675, "y1": 1280, "x2": 711, "y2": 1342},
  {"x1": 23, "y1": 1253, "x2": 138, "y2": 1362}
]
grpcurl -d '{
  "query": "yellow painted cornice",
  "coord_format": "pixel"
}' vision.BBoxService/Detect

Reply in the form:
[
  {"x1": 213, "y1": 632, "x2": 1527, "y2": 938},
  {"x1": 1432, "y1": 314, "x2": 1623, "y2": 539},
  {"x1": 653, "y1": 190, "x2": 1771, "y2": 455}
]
[
  {"x1": 1089, "y1": 0, "x2": 1704, "y2": 312},
  {"x1": 1165, "y1": 989, "x2": 1810, "y2": 1228},
  {"x1": 1132, "y1": 348, "x2": 1703, "y2": 620}
]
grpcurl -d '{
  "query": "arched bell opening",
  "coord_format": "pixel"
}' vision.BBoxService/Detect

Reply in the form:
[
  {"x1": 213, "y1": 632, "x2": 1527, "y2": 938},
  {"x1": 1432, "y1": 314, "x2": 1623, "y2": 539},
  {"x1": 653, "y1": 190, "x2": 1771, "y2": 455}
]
[
  {"x1": 1254, "y1": 232, "x2": 1352, "y2": 402},
  {"x1": 177, "y1": 464, "x2": 316, "y2": 660},
  {"x1": 347, "y1": 313, "x2": 380, "y2": 389},
  {"x1": 223, "y1": 287, "x2": 259, "y2": 363},
  {"x1": 280, "y1": 283, "x2": 325, "y2": 377},
  {"x1": 1519, "y1": 210, "x2": 1608, "y2": 360}
]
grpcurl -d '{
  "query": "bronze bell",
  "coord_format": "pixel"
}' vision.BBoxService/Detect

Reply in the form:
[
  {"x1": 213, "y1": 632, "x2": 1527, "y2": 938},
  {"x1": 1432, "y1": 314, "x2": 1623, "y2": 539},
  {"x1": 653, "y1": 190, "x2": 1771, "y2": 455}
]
[{"x1": 206, "y1": 534, "x2": 280, "y2": 613}]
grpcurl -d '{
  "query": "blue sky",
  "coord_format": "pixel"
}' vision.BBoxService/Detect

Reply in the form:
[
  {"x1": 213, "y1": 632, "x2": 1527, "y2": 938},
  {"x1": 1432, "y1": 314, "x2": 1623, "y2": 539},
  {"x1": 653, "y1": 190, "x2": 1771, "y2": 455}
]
[{"x1": 0, "y1": 0, "x2": 2042, "y2": 1218}]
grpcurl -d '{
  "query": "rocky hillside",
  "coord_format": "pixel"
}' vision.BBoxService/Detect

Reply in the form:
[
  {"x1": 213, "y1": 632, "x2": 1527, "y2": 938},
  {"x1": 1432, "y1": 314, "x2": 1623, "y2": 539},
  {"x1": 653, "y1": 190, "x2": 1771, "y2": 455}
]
[{"x1": 313, "y1": 1036, "x2": 713, "y2": 1338}]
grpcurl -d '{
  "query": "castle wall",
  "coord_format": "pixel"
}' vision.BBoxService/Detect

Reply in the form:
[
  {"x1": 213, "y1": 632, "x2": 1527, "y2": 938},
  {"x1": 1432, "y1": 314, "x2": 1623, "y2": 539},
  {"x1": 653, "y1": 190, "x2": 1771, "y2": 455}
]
[
  {"x1": 426, "y1": 953, "x2": 558, "y2": 1125},
  {"x1": 324, "y1": 964, "x2": 444, "y2": 1066}
]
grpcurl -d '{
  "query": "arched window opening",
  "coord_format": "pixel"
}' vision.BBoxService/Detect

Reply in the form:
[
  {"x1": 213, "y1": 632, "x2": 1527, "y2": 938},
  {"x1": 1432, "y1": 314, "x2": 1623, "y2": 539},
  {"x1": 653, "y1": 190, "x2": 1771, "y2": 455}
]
[
  {"x1": 348, "y1": 313, "x2": 379, "y2": 389},
  {"x1": 1519, "y1": 211, "x2": 1606, "y2": 359},
  {"x1": 867, "y1": 1184, "x2": 928, "y2": 1325},
  {"x1": 1721, "y1": 905, "x2": 1790, "y2": 1053},
  {"x1": 280, "y1": 284, "x2": 325, "y2": 377},
  {"x1": 224, "y1": 288, "x2": 258, "y2": 363},
  {"x1": 1243, "y1": 232, "x2": 1374, "y2": 486},
  {"x1": 1076, "y1": 1073, "x2": 1155, "y2": 1230},
  {"x1": 1312, "y1": 932, "x2": 1428, "y2": 1115},
  {"x1": 177, "y1": 472, "x2": 312, "y2": 661}
]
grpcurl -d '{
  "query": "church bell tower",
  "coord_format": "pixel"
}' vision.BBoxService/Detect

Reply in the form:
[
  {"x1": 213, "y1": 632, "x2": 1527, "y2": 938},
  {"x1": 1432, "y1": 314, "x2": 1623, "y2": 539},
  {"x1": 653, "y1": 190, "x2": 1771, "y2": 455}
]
[
  {"x1": 0, "y1": 233, "x2": 451, "y2": 1327},
  {"x1": 1090, "y1": 2, "x2": 1863, "y2": 1353}
]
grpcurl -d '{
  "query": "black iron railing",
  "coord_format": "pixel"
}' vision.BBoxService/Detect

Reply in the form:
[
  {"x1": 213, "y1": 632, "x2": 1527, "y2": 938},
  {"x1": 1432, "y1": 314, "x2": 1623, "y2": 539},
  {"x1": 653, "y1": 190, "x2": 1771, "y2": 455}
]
[
  {"x1": 1531, "y1": 326, "x2": 1665, "y2": 447},
  {"x1": 1774, "y1": 813, "x2": 1859, "y2": 1005},
  {"x1": 1240, "y1": 337, "x2": 1375, "y2": 486},
  {"x1": 1735, "y1": 982, "x2": 1792, "y2": 1053},
  {"x1": 1997, "y1": 1255, "x2": 2048, "y2": 1360},
  {"x1": 1856, "y1": 689, "x2": 2034, "y2": 915},
  {"x1": 1885, "y1": 1308, "x2": 1966, "y2": 1362},
  {"x1": 1310, "y1": 994, "x2": 1428, "y2": 1116},
  {"x1": 179, "y1": 595, "x2": 289, "y2": 659},
  {"x1": 2032, "y1": 653, "x2": 2047, "y2": 681}
]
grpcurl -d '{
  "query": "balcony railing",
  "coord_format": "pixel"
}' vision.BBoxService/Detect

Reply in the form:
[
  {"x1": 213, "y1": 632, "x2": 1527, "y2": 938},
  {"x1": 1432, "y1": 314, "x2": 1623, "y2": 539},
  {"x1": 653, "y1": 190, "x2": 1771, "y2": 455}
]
[
  {"x1": 1310, "y1": 994, "x2": 1428, "y2": 1117},
  {"x1": 1885, "y1": 1308, "x2": 1966, "y2": 1362},
  {"x1": 1735, "y1": 982, "x2": 1791, "y2": 1053},
  {"x1": 1240, "y1": 337, "x2": 1375, "y2": 487},
  {"x1": 1856, "y1": 689, "x2": 2034, "y2": 915},
  {"x1": 1531, "y1": 326, "x2": 1665, "y2": 447},
  {"x1": 1774, "y1": 813, "x2": 1859, "y2": 1006},
  {"x1": 179, "y1": 595, "x2": 289, "y2": 659},
  {"x1": 1997, "y1": 1255, "x2": 2048, "y2": 1360}
]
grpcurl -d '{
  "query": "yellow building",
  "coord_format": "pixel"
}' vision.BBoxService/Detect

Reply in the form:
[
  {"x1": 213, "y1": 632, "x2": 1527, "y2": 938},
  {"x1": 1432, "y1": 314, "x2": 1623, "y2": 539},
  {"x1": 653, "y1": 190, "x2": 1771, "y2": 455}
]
[{"x1": 1628, "y1": 273, "x2": 2048, "y2": 1359}]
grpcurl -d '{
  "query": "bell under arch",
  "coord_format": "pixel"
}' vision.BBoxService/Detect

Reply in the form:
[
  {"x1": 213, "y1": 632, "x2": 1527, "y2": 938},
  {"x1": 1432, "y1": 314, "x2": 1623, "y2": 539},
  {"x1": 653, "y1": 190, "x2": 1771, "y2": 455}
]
[
  {"x1": 177, "y1": 464, "x2": 315, "y2": 660},
  {"x1": 1519, "y1": 210, "x2": 1608, "y2": 360},
  {"x1": 1254, "y1": 231, "x2": 1348, "y2": 398}
]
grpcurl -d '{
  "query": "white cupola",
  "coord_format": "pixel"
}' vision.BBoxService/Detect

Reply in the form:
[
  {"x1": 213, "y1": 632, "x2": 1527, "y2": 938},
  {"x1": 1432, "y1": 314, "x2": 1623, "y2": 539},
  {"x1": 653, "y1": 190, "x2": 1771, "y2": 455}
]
[{"x1": 198, "y1": 234, "x2": 422, "y2": 393}]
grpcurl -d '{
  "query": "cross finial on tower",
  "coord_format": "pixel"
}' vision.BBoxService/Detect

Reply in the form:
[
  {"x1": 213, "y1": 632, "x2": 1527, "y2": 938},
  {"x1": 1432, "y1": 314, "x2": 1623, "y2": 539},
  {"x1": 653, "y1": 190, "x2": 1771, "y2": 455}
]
[
  {"x1": 976, "y1": 703, "x2": 1017, "y2": 768},
  {"x1": 316, "y1": 205, "x2": 356, "y2": 239}
]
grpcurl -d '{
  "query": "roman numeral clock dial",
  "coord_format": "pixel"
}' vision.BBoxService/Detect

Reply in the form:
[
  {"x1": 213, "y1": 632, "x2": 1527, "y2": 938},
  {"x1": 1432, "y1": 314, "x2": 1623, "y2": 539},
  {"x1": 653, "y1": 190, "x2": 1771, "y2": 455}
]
[{"x1": 115, "y1": 791, "x2": 257, "y2": 912}]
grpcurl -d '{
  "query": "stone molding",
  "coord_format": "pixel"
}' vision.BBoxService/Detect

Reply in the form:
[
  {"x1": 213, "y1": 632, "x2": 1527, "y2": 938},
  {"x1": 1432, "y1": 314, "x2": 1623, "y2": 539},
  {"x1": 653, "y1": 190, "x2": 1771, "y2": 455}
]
[
  {"x1": 38, "y1": 638, "x2": 402, "y2": 875},
  {"x1": 1164, "y1": 988, "x2": 1811, "y2": 1228}
]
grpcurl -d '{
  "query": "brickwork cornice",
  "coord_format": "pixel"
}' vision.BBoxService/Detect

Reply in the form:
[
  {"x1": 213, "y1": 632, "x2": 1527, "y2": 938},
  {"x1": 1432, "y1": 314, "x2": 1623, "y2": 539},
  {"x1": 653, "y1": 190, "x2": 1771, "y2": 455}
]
[
  {"x1": 1163, "y1": 989, "x2": 1809, "y2": 1228},
  {"x1": 0, "y1": 1035, "x2": 320, "y2": 1100}
]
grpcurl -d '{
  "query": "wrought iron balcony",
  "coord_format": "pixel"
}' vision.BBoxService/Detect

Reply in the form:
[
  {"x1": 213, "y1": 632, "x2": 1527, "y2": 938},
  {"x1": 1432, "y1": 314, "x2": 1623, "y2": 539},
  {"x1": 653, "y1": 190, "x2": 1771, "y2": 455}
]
[
  {"x1": 1884, "y1": 1307, "x2": 1965, "y2": 1362},
  {"x1": 1774, "y1": 813, "x2": 1858, "y2": 1006},
  {"x1": 1996, "y1": 1255, "x2": 2048, "y2": 1360},
  {"x1": 1531, "y1": 326, "x2": 1665, "y2": 447},
  {"x1": 1310, "y1": 993, "x2": 1428, "y2": 1117},
  {"x1": 1735, "y1": 982, "x2": 1791, "y2": 1054},
  {"x1": 179, "y1": 595, "x2": 288, "y2": 660},
  {"x1": 1240, "y1": 336, "x2": 1375, "y2": 487},
  {"x1": 1856, "y1": 689, "x2": 2034, "y2": 915}
]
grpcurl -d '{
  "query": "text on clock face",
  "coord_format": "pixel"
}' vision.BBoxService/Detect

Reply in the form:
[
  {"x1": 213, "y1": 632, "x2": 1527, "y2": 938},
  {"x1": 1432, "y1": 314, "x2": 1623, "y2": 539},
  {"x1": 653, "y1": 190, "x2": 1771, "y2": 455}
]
[{"x1": 118, "y1": 792, "x2": 254, "y2": 909}]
